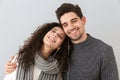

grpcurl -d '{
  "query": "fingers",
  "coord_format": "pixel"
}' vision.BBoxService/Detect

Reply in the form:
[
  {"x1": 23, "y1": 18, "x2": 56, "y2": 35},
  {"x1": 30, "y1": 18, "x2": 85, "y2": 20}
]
[
  {"x1": 5, "y1": 56, "x2": 17, "y2": 74},
  {"x1": 10, "y1": 56, "x2": 14, "y2": 62}
]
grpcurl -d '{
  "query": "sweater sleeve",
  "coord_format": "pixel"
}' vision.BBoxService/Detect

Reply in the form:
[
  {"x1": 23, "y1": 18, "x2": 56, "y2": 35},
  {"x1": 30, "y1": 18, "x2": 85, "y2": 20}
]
[{"x1": 101, "y1": 46, "x2": 119, "y2": 80}]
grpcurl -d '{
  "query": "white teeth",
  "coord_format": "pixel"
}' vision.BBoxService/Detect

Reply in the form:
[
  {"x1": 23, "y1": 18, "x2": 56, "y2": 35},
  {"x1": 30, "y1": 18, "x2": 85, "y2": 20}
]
[
  {"x1": 71, "y1": 29, "x2": 78, "y2": 34},
  {"x1": 48, "y1": 36, "x2": 55, "y2": 42}
]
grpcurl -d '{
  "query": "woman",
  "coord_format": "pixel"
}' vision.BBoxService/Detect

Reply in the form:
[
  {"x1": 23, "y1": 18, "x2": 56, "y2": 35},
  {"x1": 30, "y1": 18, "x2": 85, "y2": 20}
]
[{"x1": 4, "y1": 22, "x2": 70, "y2": 80}]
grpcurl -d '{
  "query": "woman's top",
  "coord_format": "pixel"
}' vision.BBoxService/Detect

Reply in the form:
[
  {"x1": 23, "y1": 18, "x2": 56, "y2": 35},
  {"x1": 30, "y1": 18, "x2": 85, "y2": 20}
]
[{"x1": 4, "y1": 53, "x2": 60, "y2": 80}]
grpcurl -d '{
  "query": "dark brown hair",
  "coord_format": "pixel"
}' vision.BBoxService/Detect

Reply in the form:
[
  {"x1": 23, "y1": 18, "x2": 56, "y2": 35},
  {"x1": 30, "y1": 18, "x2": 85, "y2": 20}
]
[
  {"x1": 56, "y1": 3, "x2": 83, "y2": 23},
  {"x1": 17, "y1": 22, "x2": 70, "y2": 72}
]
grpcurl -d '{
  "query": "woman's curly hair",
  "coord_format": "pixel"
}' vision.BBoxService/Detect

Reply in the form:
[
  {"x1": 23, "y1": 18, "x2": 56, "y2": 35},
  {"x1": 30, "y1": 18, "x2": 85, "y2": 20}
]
[{"x1": 17, "y1": 22, "x2": 70, "y2": 72}]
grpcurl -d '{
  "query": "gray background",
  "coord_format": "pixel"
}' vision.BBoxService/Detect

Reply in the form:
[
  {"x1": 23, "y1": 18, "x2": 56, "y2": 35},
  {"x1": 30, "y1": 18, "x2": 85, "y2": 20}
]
[{"x1": 0, "y1": 0, "x2": 120, "y2": 79}]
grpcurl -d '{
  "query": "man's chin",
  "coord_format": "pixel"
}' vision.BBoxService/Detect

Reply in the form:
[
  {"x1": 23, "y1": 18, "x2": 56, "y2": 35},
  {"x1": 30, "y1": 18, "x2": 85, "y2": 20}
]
[{"x1": 70, "y1": 36, "x2": 82, "y2": 41}]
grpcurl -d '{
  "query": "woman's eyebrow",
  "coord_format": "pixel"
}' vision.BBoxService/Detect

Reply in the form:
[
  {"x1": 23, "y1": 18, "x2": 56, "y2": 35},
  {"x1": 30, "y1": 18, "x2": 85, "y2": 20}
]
[
  {"x1": 53, "y1": 28, "x2": 57, "y2": 30},
  {"x1": 54, "y1": 28, "x2": 65, "y2": 37}
]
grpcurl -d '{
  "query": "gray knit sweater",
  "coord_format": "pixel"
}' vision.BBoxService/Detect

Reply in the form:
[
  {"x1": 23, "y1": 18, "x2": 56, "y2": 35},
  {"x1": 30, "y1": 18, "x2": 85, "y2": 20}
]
[{"x1": 66, "y1": 34, "x2": 119, "y2": 80}]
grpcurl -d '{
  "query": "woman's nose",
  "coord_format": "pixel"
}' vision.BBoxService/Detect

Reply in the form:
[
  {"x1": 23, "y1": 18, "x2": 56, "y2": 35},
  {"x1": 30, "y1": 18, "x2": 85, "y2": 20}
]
[{"x1": 52, "y1": 33, "x2": 57, "y2": 37}]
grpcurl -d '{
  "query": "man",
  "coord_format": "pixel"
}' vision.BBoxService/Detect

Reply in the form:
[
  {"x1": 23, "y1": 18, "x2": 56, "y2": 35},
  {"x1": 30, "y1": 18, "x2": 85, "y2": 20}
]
[{"x1": 55, "y1": 3, "x2": 119, "y2": 80}]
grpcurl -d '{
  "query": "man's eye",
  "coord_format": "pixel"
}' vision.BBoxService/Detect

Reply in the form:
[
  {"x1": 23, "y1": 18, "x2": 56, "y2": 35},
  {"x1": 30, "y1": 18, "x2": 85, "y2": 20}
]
[
  {"x1": 72, "y1": 20, "x2": 77, "y2": 23},
  {"x1": 63, "y1": 24, "x2": 67, "y2": 28}
]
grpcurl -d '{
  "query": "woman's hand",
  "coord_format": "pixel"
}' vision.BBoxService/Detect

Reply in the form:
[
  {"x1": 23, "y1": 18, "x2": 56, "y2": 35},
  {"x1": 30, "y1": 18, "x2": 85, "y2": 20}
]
[{"x1": 5, "y1": 56, "x2": 17, "y2": 74}]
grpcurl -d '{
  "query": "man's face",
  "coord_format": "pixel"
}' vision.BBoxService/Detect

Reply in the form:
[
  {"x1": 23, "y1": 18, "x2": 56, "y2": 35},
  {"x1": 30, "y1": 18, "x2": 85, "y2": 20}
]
[{"x1": 60, "y1": 12, "x2": 86, "y2": 43}]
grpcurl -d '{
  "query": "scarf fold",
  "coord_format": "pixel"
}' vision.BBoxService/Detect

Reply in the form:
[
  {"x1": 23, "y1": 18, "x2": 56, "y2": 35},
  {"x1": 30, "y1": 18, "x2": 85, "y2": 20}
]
[{"x1": 16, "y1": 53, "x2": 59, "y2": 80}]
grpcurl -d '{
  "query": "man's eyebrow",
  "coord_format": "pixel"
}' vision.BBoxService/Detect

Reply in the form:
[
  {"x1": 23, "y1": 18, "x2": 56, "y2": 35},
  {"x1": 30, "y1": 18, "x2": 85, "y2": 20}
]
[
  {"x1": 71, "y1": 18, "x2": 78, "y2": 21},
  {"x1": 62, "y1": 18, "x2": 78, "y2": 26}
]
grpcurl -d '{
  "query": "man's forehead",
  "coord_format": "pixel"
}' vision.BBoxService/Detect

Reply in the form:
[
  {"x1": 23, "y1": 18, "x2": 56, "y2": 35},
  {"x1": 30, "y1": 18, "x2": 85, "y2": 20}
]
[{"x1": 60, "y1": 12, "x2": 78, "y2": 23}]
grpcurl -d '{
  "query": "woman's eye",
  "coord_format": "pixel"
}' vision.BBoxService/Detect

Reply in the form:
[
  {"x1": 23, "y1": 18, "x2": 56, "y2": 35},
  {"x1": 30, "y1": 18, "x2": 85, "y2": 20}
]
[
  {"x1": 58, "y1": 34, "x2": 64, "y2": 39},
  {"x1": 51, "y1": 29, "x2": 56, "y2": 33}
]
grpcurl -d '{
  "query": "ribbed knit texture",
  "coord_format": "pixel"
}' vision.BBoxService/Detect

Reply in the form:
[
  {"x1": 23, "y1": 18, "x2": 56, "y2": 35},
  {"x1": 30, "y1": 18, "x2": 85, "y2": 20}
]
[
  {"x1": 16, "y1": 54, "x2": 59, "y2": 80},
  {"x1": 68, "y1": 34, "x2": 119, "y2": 80}
]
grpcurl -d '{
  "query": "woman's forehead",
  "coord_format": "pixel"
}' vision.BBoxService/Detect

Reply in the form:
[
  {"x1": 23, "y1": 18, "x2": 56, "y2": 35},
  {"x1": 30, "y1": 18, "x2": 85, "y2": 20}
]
[
  {"x1": 52, "y1": 27, "x2": 63, "y2": 32},
  {"x1": 52, "y1": 27, "x2": 66, "y2": 35}
]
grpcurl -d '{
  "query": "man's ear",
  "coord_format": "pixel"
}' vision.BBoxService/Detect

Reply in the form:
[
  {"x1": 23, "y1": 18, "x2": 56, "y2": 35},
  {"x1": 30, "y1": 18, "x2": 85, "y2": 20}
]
[{"x1": 82, "y1": 16, "x2": 86, "y2": 25}]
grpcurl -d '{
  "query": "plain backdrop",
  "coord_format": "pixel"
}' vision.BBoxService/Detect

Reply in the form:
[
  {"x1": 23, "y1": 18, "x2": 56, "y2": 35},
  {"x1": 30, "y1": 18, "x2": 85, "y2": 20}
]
[{"x1": 0, "y1": 0, "x2": 120, "y2": 79}]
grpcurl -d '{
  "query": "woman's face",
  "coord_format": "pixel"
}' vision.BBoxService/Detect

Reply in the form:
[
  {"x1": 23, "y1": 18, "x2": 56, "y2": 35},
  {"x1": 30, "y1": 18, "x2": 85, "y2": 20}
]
[{"x1": 43, "y1": 26, "x2": 66, "y2": 50}]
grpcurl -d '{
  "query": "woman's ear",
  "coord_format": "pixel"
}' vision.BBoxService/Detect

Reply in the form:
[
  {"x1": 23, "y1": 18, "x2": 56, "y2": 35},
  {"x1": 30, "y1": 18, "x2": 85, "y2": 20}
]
[
  {"x1": 57, "y1": 47, "x2": 60, "y2": 51},
  {"x1": 53, "y1": 47, "x2": 60, "y2": 57}
]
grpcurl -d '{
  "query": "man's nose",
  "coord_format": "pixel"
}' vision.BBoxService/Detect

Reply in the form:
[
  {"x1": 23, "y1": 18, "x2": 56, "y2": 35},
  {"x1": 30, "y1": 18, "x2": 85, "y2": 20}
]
[{"x1": 68, "y1": 23, "x2": 74, "y2": 31}]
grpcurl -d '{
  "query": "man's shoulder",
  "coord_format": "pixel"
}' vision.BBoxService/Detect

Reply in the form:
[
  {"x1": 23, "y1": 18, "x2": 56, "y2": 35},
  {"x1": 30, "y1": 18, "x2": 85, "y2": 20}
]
[
  {"x1": 91, "y1": 35, "x2": 111, "y2": 48},
  {"x1": 90, "y1": 36, "x2": 114, "y2": 58},
  {"x1": 94, "y1": 37, "x2": 113, "y2": 50}
]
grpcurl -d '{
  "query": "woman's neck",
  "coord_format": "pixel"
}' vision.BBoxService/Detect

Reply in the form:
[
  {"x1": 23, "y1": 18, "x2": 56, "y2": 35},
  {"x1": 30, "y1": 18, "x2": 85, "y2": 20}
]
[{"x1": 41, "y1": 46, "x2": 53, "y2": 60}]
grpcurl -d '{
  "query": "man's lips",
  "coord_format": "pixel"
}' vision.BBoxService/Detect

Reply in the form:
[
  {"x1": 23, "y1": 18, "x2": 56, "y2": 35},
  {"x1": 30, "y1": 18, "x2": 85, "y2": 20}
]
[
  {"x1": 68, "y1": 28, "x2": 79, "y2": 34},
  {"x1": 70, "y1": 29, "x2": 78, "y2": 34}
]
